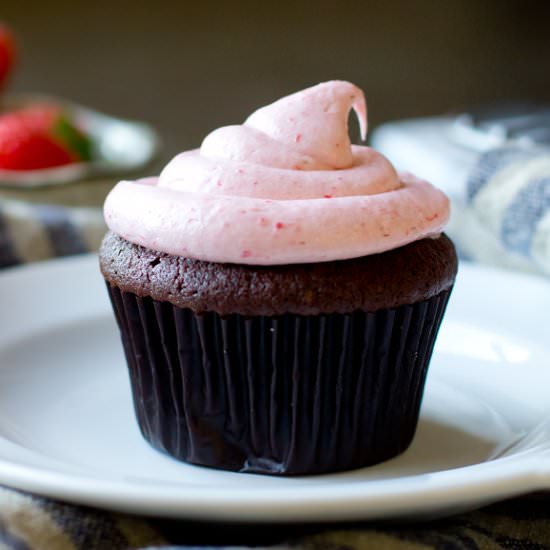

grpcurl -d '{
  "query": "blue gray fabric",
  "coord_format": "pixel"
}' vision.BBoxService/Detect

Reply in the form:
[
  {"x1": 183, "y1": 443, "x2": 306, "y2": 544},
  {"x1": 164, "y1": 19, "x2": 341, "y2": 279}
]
[
  {"x1": 466, "y1": 146, "x2": 550, "y2": 274},
  {"x1": 32, "y1": 203, "x2": 89, "y2": 257},
  {"x1": 501, "y1": 176, "x2": 550, "y2": 255},
  {"x1": 0, "y1": 209, "x2": 20, "y2": 267},
  {"x1": 0, "y1": 197, "x2": 105, "y2": 268},
  {"x1": 466, "y1": 146, "x2": 543, "y2": 201}
]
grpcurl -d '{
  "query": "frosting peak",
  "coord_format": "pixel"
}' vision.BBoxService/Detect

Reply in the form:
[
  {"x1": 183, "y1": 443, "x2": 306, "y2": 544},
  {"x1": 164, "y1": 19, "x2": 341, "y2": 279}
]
[
  {"x1": 104, "y1": 81, "x2": 450, "y2": 265},
  {"x1": 195, "y1": 81, "x2": 366, "y2": 174},
  {"x1": 244, "y1": 80, "x2": 366, "y2": 170}
]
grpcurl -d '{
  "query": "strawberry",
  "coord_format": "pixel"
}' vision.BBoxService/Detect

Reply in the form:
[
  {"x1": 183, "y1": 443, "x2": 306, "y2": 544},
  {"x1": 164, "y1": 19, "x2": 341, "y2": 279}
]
[
  {"x1": 0, "y1": 24, "x2": 16, "y2": 93},
  {"x1": 0, "y1": 106, "x2": 93, "y2": 170}
]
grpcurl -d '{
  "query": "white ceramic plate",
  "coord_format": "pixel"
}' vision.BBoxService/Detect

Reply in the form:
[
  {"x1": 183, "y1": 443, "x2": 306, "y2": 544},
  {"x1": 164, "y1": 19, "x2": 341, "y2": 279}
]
[{"x1": 0, "y1": 255, "x2": 549, "y2": 522}]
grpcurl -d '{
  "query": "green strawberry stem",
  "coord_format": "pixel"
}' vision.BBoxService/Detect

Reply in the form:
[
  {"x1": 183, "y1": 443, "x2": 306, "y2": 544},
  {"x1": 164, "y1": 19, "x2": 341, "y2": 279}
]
[{"x1": 52, "y1": 115, "x2": 94, "y2": 162}]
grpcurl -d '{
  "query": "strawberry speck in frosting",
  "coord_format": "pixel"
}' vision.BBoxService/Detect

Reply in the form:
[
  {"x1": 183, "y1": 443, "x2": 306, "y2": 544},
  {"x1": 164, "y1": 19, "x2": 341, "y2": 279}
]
[{"x1": 104, "y1": 81, "x2": 450, "y2": 265}]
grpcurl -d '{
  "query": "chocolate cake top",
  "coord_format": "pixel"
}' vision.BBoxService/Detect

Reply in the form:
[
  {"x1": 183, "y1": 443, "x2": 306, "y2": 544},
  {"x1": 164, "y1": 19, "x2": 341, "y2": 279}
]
[{"x1": 100, "y1": 231, "x2": 457, "y2": 316}]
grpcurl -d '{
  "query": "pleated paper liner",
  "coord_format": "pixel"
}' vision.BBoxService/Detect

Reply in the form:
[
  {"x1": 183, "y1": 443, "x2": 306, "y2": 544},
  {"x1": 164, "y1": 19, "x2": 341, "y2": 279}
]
[{"x1": 107, "y1": 284, "x2": 452, "y2": 475}]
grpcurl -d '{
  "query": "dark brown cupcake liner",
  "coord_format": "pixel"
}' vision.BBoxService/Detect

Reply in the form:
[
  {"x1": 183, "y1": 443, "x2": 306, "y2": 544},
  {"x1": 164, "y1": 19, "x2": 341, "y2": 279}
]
[{"x1": 107, "y1": 284, "x2": 453, "y2": 475}]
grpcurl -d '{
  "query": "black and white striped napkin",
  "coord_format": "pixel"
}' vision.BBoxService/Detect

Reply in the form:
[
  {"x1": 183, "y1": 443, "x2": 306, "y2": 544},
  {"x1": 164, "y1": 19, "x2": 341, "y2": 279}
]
[
  {"x1": 0, "y1": 198, "x2": 105, "y2": 268},
  {"x1": 466, "y1": 146, "x2": 550, "y2": 275}
]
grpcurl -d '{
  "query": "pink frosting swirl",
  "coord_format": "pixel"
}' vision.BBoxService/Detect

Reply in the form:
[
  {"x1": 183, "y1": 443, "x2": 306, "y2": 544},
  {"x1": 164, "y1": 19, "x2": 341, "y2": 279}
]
[{"x1": 104, "y1": 81, "x2": 450, "y2": 264}]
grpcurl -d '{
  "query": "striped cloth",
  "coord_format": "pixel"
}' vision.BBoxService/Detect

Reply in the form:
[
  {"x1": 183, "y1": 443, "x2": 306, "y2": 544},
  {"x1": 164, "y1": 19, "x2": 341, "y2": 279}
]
[
  {"x1": 462, "y1": 146, "x2": 550, "y2": 275},
  {"x1": 0, "y1": 198, "x2": 105, "y2": 267},
  {"x1": 0, "y1": 486, "x2": 549, "y2": 549}
]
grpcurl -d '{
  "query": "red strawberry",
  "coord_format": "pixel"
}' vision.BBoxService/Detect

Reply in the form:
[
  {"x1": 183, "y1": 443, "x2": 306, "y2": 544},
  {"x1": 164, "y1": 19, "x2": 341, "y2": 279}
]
[
  {"x1": 0, "y1": 24, "x2": 16, "y2": 92},
  {"x1": 0, "y1": 106, "x2": 93, "y2": 170}
]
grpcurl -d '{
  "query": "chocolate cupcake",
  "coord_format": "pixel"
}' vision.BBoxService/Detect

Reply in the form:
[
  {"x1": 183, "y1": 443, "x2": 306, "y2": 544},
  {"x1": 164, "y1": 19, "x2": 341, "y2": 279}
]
[{"x1": 100, "y1": 81, "x2": 457, "y2": 475}]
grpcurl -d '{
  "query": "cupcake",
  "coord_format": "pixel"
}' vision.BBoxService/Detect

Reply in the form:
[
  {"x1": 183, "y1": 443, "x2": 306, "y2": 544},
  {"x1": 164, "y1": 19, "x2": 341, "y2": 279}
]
[{"x1": 100, "y1": 81, "x2": 457, "y2": 475}]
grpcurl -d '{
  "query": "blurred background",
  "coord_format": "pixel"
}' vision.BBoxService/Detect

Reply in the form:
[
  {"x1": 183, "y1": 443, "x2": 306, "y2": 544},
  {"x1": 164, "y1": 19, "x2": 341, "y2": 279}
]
[
  {"x1": 1, "y1": 0, "x2": 550, "y2": 272},
  {"x1": 4, "y1": 0, "x2": 550, "y2": 161}
]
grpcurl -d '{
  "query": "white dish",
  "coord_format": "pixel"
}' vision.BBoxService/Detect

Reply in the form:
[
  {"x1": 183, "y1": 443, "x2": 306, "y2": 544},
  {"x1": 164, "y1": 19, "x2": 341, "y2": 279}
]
[{"x1": 0, "y1": 255, "x2": 549, "y2": 522}]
